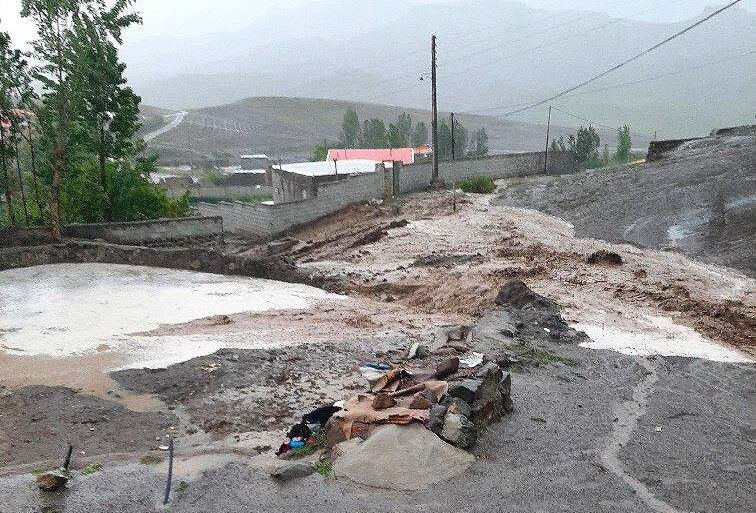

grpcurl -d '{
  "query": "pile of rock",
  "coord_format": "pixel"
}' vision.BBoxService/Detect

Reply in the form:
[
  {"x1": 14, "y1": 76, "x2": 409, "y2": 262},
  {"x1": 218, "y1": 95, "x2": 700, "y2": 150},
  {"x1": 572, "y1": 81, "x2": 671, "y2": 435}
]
[
  {"x1": 429, "y1": 362, "x2": 512, "y2": 449},
  {"x1": 325, "y1": 355, "x2": 512, "y2": 452}
]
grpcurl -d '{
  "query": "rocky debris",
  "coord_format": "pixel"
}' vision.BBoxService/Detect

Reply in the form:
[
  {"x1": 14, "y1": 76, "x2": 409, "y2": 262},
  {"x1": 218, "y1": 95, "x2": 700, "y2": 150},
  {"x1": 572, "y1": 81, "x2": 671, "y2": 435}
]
[
  {"x1": 408, "y1": 391, "x2": 433, "y2": 410},
  {"x1": 434, "y1": 357, "x2": 460, "y2": 380},
  {"x1": 440, "y1": 413, "x2": 477, "y2": 450},
  {"x1": 586, "y1": 249, "x2": 623, "y2": 266},
  {"x1": 407, "y1": 342, "x2": 430, "y2": 359},
  {"x1": 333, "y1": 424, "x2": 475, "y2": 491},
  {"x1": 413, "y1": 253, "x2": 485, "y2": 268},
  {"x1": 36, "y1": 470, "x2": 68, "y2": 492},
  {"x1": 349, "y1": 220, "x2": 409, "y2": 249},
  {"x1": 372, "y1": 393, "x2": 397, "y2": 410},
  {"x1": 493, "y1": 279, "x2": 588, "y2": 345},
  {"x1": 270, "y1": 461, "x2": 315, "y2": 481},
  {"x1": 267, "y1": 238, "x2": 299, "y2": 255}
]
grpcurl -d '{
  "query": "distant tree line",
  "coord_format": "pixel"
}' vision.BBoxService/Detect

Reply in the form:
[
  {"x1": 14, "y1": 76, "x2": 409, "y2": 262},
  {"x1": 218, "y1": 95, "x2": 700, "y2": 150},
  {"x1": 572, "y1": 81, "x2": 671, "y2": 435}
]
[
  {"x1": 1, "y1": 1, "x2": 188, "y2": 237},
  {"x1": 550, "y1": 124, "x2": 635, "y2": 168},
  {"x1": 315, "y1": 107, "x2": 489, "y2": 160}
]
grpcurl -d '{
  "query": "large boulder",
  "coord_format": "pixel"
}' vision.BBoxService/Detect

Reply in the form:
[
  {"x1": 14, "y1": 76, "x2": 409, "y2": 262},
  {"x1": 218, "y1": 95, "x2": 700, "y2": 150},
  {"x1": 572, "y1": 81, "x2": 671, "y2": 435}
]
[
  {"x1": 333, "y1": 424, "x2": 475, "y2": 491},
  {"x1": 440, "y1": 413, "x2": 477, "y2": 450}
]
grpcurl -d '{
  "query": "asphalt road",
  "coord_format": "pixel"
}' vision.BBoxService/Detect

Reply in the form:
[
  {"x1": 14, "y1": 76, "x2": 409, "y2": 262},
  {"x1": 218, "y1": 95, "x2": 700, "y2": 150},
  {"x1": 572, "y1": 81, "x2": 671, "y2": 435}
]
[{"x1": 1, "y1": 308, "x2": 752, "y2": 513}]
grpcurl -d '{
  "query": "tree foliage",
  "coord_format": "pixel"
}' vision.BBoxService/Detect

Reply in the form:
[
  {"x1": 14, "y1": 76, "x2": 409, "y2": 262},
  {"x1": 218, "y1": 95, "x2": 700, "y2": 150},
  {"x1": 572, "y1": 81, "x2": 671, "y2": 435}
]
[
  {"x1": 615, "y1": 125, "x2": 632, "y2": 163},
  {"x1": 2, "y1": 0, "x2": 188, "y2": 231},
  {"x1": 567, "y1": 125, "x2": 601, "y2": 164}
]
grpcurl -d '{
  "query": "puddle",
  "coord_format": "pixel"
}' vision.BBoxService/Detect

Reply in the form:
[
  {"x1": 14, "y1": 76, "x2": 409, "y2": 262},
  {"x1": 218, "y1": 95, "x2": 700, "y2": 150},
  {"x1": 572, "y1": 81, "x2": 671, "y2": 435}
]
[
  {"x1": 0, "y1": 263, "x2": 342, "y2": 369},
  {"x1": 575, "y1": 315, "x2": 751, "y2": 363}
]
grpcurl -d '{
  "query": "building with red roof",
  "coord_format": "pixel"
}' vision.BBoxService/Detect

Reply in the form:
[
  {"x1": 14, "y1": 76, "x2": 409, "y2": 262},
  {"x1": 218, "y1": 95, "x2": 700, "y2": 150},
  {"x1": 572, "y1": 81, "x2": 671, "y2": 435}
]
[{"x1": 326, "y1": 147, "x2": 415, "y2": 165}]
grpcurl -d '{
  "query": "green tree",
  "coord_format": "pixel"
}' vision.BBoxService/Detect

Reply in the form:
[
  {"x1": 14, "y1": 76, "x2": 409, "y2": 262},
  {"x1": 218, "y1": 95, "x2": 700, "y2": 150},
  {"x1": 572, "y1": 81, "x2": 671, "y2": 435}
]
[
  {"x1": 387, "y1": 123, "x2": 404, "y2": 148},
  {"x1": 310, "y1": 139, "x2": 329, "y2": 161},
  {"x1": 21, "y1": 0, "x2": 84, "y2": 239},
  {"x1": 567, "y1": 125, "x2": 600, "y2": 164},
  {"x1": 452, "y1": 119, "x2": 467, "y2": 160},
  {"x1": 470, "y1": 127, "x2": 489, "y2": 157},
  {"x1": 0, "y1": 30, "x2": 19, "y2": 227},
  {"x1": 338, "y1": 106, "x2": 360, "y2": 148},
  {"x1": 361, "y1": 118, "x2": 387, "y2": 148},
  {"x1": 437, "y1": 120, "x2": 452, "y2": 158},
  {"x1": 411, "y1": 121, "x2": 428, "y2": 147},
  {"x1": 395, "y1": 112, "x2": 412, "y2": 147},
  {"x1": 69, "y1": 2, "x2": 142, "y2": 220},
  {"x1": 615, "y1": 125, "x2": 631, "y2": 163}
]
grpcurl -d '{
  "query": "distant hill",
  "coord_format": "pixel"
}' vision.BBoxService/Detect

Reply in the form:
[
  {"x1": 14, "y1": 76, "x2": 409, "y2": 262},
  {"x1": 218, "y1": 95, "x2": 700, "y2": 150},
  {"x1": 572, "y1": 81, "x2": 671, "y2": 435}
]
[
  {"x1": 126, "y1": 1, "x2": 755, "y2": 138},
  {"x1": 145, "y1": 96, "x2": 651, "y2": 167}
]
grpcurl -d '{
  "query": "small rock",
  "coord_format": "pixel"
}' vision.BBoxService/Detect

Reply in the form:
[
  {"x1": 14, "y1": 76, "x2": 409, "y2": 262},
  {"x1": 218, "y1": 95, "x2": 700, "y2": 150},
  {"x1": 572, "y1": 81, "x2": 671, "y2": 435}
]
[
  {"x1": 427, "y1": 404, "x2": 447, "y2": 434},
  {"x1": 434, "y1": 357, "x2": 460, "y2": 380},
  {"x1": 372, "y1": 393, "x2": 397, "y2": 410},
  {"x1": 270, "y1": 462, "x2": 315, "y2": 480},
  {"x1": 37, "y1": 471, "x2": 68, "y2": 492},
  {"x1": 409, "y1": 392, "x2": 432, "y2": 410},
  {"x1": 499, "y1": 372, "x2": 512, "y2": 396},
  {"x1": 448, "y1": 341, "x2": 469, "y2": 353},
  {"x1": 586, "y1": 249, "x2": 623, "y2": 266},
  {"x1": 449, "y1": 379, "x2": 482, "y2": 404},
  {"x1": 443, "y1": 396, "x2": 472, "y2": 418},
  {"x1": 440, "y1": 413, "x2": 477, "y2": 449}
]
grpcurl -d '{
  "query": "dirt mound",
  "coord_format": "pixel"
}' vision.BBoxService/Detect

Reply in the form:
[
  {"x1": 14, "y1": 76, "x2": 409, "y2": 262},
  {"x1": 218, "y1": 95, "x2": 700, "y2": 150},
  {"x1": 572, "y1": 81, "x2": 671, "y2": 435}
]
[{"x1": 496, "y1": 128, "x2": 756, "y2": 275}]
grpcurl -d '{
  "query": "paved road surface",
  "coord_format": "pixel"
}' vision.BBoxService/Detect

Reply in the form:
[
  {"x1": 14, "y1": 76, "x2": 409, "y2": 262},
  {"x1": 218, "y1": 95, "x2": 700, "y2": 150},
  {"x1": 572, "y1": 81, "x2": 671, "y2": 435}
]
[{"x1": 143, "y1": 111, "x2": 187, "y2": 142}]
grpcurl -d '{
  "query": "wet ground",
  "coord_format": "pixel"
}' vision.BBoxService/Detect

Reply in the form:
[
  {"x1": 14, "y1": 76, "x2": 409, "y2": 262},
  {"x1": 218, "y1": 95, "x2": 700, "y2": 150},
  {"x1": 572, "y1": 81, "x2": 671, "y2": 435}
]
[
  {"x1": 1, "y1": 188, "x2": 753, "y2": 512},
  {"x1": 494, "y1": 130, "x2": 755, "y2": 275},
  {"x1": 1, "y1": 307, "x2": 753, "y2": 513}
]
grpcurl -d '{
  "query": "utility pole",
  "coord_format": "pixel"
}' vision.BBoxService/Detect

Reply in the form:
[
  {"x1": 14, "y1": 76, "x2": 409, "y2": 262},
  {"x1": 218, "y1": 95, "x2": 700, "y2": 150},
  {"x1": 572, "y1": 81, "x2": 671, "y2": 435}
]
[
  {"x1": 431, "y1": 34, "x2": 440, "y2": 185},
  {"x1": 450, "y1": 112, "x2": 455, "y2": 161},
  {"x1": 543, "y1": 105, "x2": 552, "y2": 174}
]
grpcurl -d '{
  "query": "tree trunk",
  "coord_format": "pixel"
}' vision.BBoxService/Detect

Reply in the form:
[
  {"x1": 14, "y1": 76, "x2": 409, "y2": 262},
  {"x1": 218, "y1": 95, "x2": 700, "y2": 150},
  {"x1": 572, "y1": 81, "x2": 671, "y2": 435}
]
[
  {"x1": 0, "y1": 128, "x2": 17, "y2": 228},
  {"x1": 99, "y1": 119, "x2": 110, "y2": 221},
  {"x1": 25, "y1": 125, "x2": 45, "y2": 219},
  {"x1": 13, "y1": 136, "x2": 30, "y2": 225}
]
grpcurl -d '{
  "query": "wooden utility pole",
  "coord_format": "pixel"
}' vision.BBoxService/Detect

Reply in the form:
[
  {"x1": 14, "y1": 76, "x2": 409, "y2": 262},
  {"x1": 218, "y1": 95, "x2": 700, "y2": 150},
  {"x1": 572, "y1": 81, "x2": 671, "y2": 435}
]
[
  {"x1": 543, "y1": 105, "x2": 552, "y2": 174},
  {"x1": 431, "y1": 34, "x2": 440, "y2": 185},
  {"x1": 450, "y1": 112, "x2": 455, "y2": 161}
]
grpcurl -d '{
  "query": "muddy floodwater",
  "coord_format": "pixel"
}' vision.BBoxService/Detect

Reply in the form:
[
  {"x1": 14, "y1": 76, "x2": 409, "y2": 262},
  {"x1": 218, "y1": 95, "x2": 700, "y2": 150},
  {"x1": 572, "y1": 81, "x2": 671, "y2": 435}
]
[{"x1": 0, "y1": 263, "x2": 341, "y2": 372}]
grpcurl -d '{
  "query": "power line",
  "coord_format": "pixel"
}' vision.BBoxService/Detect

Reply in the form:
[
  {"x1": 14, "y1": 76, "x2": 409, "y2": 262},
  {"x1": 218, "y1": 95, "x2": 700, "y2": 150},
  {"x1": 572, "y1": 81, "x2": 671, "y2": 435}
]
[
  {"x1": 361, "y1": 0, "x2": 681, "y2": 105},
  {"x1": 465, "y1": 49, "x2": 755, "y2": 116},
  {"x1": 499, "y1": 0, "x2": 744, "y2": 116},
  {"x1": 550, "y1": 106, "x2": 649, "y2": 138}
]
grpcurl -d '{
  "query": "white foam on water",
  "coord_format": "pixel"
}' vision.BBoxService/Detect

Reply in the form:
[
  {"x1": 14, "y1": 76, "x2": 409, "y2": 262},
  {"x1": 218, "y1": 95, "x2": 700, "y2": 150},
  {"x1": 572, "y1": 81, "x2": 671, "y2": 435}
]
[
  {"x1": 0, "y1": 263, "x2": 342, "y2": 368},
  {"x1": 575, "y1": 315, "x2": 751, "y2": 363}
]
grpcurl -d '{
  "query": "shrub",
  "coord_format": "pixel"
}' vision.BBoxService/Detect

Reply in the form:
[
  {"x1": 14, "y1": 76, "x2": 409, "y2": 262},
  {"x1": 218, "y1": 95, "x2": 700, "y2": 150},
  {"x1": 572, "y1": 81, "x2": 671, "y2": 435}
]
[{"x1": 457, "y1": 176, "x2": 496, "y2": 194}]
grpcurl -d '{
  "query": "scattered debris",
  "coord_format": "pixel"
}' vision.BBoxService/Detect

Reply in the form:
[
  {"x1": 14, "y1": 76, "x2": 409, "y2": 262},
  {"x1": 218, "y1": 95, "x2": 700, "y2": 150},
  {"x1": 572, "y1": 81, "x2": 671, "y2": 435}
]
[
  {"x1": 36, "y1": 470, "x2": 69, "y2": 492},
  {"x1": 586, "y1": 250, "x2": 623, "y2": 266}
]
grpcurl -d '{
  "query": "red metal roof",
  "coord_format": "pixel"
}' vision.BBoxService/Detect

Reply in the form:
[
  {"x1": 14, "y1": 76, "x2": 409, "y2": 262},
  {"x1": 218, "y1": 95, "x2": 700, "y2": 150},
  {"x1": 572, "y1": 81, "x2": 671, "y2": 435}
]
[{"x1": 327, "y1": 148, "x2": 415, "y2": 165}]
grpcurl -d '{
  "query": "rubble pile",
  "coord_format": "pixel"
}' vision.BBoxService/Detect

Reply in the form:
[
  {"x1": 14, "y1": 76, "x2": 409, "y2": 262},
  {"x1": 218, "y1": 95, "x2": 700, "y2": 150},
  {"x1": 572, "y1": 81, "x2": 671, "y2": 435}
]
[{"x1": 324, "y1": 341, "x2": 513, "y2": 451}]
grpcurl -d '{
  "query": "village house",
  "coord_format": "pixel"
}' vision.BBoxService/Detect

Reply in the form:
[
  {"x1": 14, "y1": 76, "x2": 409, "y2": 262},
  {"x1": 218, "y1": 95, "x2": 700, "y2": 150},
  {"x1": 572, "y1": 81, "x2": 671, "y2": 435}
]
[
  {"x1": 272, "y1": 159, "x2": 383, "y2": 203},
  {"x1": 326, "y1": 148, "x2": 416, "y2": 165}
]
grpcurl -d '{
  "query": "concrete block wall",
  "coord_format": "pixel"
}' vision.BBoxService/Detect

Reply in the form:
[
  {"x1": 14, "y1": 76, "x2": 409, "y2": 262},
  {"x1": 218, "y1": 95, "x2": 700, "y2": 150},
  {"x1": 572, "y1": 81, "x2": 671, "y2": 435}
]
[
  {"x1": 198, "y1": 151, "x2": 579, "y2": 238},
  {"x1": 63, "y1": 216, "x2": 224, "y2": 245}
]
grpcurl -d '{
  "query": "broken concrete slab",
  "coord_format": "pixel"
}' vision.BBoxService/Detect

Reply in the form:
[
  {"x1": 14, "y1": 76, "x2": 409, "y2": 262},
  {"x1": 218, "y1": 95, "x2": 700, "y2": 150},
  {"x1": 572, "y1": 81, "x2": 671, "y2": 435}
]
[
  {"x1": 36, "y1": 470, "x2": 68, "y2": 492},
  {"x1": 333, "y1": 424, "x2": 474, "y2": 491}
]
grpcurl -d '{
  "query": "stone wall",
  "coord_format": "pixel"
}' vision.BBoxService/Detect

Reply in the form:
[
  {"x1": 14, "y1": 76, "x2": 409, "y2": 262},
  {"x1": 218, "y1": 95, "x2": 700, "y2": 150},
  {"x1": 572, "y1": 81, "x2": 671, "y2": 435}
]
[
  {"x1": 646, "y1": 138, "x2": 702, "y2": 162},
  {"x1": 0, "y1": 241, "x2": 310, "y2": 285},
  {"x1": 62, "y1": 216, "x2": 224, "y2": 247},
  {"x1": 196, "y1": 151, "x2": 579, "y2": 238}
]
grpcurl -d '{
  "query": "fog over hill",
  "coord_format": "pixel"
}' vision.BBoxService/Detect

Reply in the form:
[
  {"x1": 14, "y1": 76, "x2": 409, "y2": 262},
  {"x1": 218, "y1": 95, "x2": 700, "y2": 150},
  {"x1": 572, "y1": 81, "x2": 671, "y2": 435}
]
[{"x1": 122, "y1": 0, "x2": 756, "y2": 138}]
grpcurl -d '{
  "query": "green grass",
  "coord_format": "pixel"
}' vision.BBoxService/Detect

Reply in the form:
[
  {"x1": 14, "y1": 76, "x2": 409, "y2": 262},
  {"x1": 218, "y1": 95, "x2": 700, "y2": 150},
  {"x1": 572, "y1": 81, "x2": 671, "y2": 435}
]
[
  {"x1": 585, "y1": 151, "x2": 646, "y2": 170},
  {"x1": 457, "y1": 176, "x2": 496, "y2": 194},
  {"x1": 139, "y1": 453, "x2": 164, "y2": 465},
  {"x1": 285, "y1": 430, "x2": 327, "y2": 459},
  {"x1": 314, "y1": 459, "x2": 333, "y2": 476},
  {"x1": 81, "y1": 462, "x2": 102, "y2": 475}
]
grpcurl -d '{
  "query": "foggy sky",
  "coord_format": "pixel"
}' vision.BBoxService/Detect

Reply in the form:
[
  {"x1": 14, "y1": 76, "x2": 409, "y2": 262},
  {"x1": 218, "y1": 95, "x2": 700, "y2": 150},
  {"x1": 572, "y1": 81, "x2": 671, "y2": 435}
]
[{"x1": 3, "y1": 0, "x2": 755, "y2": 47}]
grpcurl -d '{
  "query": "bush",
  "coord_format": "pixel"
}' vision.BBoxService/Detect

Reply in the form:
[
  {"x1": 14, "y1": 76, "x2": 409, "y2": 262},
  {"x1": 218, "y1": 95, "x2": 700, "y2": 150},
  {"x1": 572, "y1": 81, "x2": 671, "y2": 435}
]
[{"x1": 457, "y1": 176, "x2": 496, "y2": 194}]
